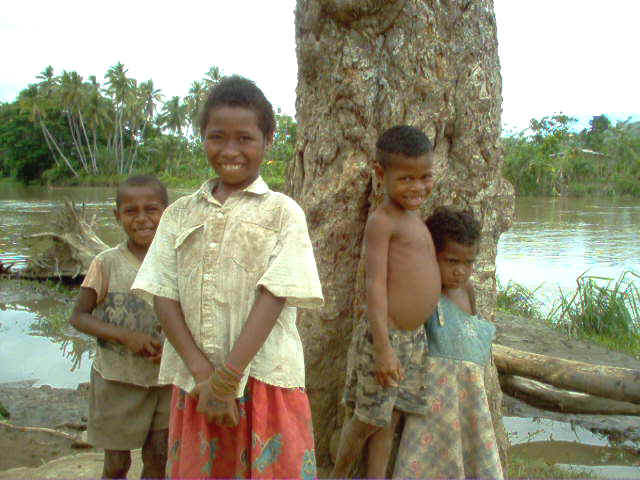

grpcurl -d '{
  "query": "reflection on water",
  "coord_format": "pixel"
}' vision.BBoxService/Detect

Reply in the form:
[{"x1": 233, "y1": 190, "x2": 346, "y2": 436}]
[
  {"x1": 505, "y1": 416, "x2": 640, "y2": 477},
  {"x1": 0, "y1": 305, "x2": 92, "y2": 388},
  {"x1": 497, "y1": 197, "x2": 640, "y2": 310},
  {"x1": 0, "y1": 184, "x2": 192, "y2": 387},
  {"x1": 0, "y1": 184, "x2": 123, "y2": 257},
  {"x1": 1, "y1": 186, "x2": 640, "y2": 473}
]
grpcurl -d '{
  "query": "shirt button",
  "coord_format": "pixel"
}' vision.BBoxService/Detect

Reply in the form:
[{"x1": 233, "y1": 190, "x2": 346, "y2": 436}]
[
  {"x1": 209, "y1": 241, "x2": 217, "y2": 248},
  {"x1": 217, "y1": 211, "x2": 224, "y2": 218}
]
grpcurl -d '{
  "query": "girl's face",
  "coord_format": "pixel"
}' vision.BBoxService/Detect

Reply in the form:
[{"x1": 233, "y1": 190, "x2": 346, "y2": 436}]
[
  {"x1": 436, "y1": 239, "x2": 478, "y2": 290},
  {"x1": 203, "y1": 106, "x2": 272, "y2": 193}
]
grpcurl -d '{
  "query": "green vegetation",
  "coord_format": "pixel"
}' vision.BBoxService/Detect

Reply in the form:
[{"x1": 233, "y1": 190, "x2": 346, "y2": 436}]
[
  {"x1": 0, "y1": 64, "x2": 295, "y2": 190},
  {"x1": 497, "y1": 272, "x2": 640, "y2": 358},
  {"x1": 507, "y1": 455, "x2": 592, "y2": 479},
  {"x1": 4, "y1": 65, "x2": 637, "y2": 198},
  {"x1": 502, "y1": 114, "x2": 640, "y2": 197},
  {"x1": 548, "y1": 271, "x2": 640, "y2": 358},
  {"x1": 496, "y1": 280, "x2": 543, "y2": 320}
]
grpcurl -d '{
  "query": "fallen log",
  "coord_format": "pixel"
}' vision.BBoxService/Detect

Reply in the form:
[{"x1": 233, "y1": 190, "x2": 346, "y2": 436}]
[
  {"x1": 493, "y1": 344, "x2": 640, "y2": 405},
  {"x1": 500, "y1": 374, "x2": 640, "y2": 415},
  {"x1": 21, "y1": 199, "x2": 109, "y2": 279},
  {"x1": 0, "y1": 421, "x2": 91, "y2": 449}
]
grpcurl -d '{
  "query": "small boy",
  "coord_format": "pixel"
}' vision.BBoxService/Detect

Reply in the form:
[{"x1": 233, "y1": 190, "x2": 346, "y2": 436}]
[
  {"x1": 332, "y1": 126, "x2": 442, "y2": 478},
  {"x1": 69, "y1": 175, "x2": 171, "y2": 479}
]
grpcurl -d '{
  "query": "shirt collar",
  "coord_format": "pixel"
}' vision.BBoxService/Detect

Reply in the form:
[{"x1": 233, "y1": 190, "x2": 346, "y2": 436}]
[{"x1": 198, "y1": 176, "x2": 270, "y2": 204}]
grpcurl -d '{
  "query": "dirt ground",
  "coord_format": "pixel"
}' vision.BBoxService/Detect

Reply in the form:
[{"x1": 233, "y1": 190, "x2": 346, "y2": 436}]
[{"x1": 1, "y1": 310, "x2": 639, "y2": 478}]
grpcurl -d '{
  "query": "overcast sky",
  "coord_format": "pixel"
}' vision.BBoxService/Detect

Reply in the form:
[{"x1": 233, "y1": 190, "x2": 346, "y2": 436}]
[{"x1": 1, "y1": 0, "x2": 638, "y2": 132}]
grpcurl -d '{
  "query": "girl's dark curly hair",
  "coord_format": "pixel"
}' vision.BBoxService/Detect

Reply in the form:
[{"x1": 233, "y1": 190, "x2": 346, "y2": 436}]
[
  {"x1": 198, "y1": 75, "x2": 275, "y2": 140},
  {"x1": 426, "y1": 206, "x2": 481, "y2": 253}
]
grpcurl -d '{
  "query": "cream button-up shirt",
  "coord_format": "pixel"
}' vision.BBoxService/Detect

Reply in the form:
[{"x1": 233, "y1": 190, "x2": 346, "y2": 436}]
[{"x1": 132, "y1": 177, "x2": 324, "y2": 396}]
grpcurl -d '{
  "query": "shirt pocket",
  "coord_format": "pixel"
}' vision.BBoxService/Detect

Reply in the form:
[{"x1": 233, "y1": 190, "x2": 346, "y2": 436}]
[
  {"x1": 174, "y1": 224, "x2": 204, "y2": 293},
  {"x1": 229, "y1": 220, "x2": 278, "y2": 274}
]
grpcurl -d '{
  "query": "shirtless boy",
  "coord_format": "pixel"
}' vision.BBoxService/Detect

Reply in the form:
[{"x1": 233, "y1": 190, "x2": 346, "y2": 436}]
[{"x1": 331, "y1": 126, "x2": 441, "y2": 478}]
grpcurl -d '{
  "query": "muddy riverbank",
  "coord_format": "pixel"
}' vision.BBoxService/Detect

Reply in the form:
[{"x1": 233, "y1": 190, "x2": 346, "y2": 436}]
[{"x1": 1, "y1": 279, "x2": 639, "y2": 476}]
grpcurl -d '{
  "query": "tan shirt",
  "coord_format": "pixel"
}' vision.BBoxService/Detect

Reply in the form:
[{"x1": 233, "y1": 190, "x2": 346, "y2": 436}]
[
  {"x1": 132, "y1": 177, "x2": 324, "y2": 395},
  {"x1": 82, "y1": 242, "x2": 164, "y2": 387}
]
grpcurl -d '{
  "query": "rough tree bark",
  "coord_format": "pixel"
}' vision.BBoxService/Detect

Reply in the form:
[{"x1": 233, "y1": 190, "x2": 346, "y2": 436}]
[{"x1": 290, "y1": 0, "x2": 514, "y2": 471}]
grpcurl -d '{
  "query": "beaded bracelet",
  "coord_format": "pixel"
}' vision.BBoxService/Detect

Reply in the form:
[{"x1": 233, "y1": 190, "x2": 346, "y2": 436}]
[
  {"x1": 224, "y1": 361, "x2": 243, "y2": 378},
  {"x1": 209, "y1": 365, "x2": 242, "y2": 399}
]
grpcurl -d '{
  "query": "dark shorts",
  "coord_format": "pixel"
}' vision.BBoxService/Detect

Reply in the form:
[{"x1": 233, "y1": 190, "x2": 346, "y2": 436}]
[
  {"x1": 343, "y1": 321, "x2": 429, "y2": 427},
  {"x1": 87, "y1": 368, "x2": 171, "y2": 450}
]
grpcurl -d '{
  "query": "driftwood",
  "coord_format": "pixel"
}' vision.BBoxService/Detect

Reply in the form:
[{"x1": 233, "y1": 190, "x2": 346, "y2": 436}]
[
  {"x1": 0, "y1": 421, "x2": 91, "y2": 449},
  {"x1": 21, "y1": 199, "x2": 109, "y2": 278},
  {"x1": 500, "y1": 374, "x2": 640, "y2": 415},
  {"x1": 493, "y1": 344, "x2": 640, "y2": 405}
]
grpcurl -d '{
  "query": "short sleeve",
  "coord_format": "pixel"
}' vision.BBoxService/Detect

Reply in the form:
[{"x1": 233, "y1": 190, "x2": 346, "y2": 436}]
[
  {"x1": 81, "y1": 257, "x2": 108, "y2": 304},
  {"x1": 132, "y1": 204, "x2": 180, "y2": 300},
  {"x1": 257, "y1": 200, "x2": 324, "y2": 308}
]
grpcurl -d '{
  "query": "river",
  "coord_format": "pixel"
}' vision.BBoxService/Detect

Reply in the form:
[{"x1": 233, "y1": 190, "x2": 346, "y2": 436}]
[
  {"x1": 1, "y1": 184, "x2": 639, "y2": 387},
  {"x1": 1, "y1": 184, "x2": 639, "y2": 477},
  {"x1": 497, "y1": 196, "x2": 640, "y2": 311}
]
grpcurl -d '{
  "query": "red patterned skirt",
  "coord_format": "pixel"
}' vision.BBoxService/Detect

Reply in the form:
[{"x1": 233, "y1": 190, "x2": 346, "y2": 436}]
[{"x1": 167, "y1": 377, "x2": 316, "y2": 479}]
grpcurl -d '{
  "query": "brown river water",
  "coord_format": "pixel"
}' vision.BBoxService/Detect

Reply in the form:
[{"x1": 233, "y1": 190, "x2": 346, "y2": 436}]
[{"x1": 1, "y1": 184, "x2": 639, "y2": 476}]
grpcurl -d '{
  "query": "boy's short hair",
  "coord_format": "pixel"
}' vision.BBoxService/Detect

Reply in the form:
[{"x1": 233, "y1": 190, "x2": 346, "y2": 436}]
[
  {"x1": 116, "y1": 175, "x2": 169, "y2": 208},
  {"x1": 198, "y1": 75, "x2": 276, "y2": 139},
  {"x1": 375, "y1": 125, "x2": 433, "y2": 168},
  {"x1": 426, "y1": 206, "x2": 481, "y2": 253}
]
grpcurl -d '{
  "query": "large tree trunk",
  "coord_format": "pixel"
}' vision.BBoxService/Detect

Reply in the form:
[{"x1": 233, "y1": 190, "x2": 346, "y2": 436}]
[{"x1": 291, "y1": 0, "x2": 514, "y2": 471}]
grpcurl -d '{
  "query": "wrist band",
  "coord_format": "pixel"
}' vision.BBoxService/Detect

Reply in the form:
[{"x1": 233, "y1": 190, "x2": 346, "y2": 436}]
[
  {"x1": 209, "y1": 366, "x2": 241, "y2": 399},
  {"x1": 224, "y1": 361, "x2": 243, "y2": 378}
]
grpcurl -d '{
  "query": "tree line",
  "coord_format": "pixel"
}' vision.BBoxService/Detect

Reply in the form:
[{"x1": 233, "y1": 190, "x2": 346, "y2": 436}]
[
  {"x1": 1, "y1": 65, "x2": 638, "y2": 198},
  {"x1": 502, "y1": 114, "x2": 640, "y2": 197},
  {"x1": 0, "y1": 63, "x2": 295, "y2": 190}
]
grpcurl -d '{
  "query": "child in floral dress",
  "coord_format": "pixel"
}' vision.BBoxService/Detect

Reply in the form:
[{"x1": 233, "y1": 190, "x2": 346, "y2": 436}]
[{"x1": 393, "y1": 206, "x2": 503, "y2": 479}]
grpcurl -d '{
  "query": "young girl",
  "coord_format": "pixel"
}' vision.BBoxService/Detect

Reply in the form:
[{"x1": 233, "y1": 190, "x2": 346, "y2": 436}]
[
  {"x1": 393, "y1": 206, "x2": 503, "y2": 479},
  {"x1": 132, "y1": 76, "x2": 323, "y2": 479}
]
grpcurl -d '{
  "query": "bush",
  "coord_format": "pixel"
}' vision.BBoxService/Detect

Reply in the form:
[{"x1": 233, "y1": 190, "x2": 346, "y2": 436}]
[
  {"x1": 548, "y1": 271, "x2": 639, "y2": 337},
  {"x1": 496, "y1": 280, "x2": 544, "y2": 319},
  {"x1": 546, "y1": 271, "x2": 640, "y2": 357}
]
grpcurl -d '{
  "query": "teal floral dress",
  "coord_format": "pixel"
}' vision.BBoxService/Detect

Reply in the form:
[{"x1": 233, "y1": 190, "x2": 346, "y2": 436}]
[{"x1": 393, "y1": 295, "x2": 504, "y2": 479}]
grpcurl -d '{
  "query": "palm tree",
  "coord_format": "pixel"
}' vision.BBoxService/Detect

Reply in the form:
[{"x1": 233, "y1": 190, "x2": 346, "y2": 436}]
[
  {"x1": 203, "y1": 66, "x2": 221, "y2": 90},
  {"x1": 84, "y1": 76, "x2": 111, "y2": 173},
  {"x1": 128, "y1": 79, "x2": 163, "y2": 171},
  {"x1": 160, "y1": 96, "x2": 187, "y2": 136},
  {"x1": 36, "y1": 66, "x2": 56, "y2": 94},
  {"x1": 185, "y1": 80, "x2": 206, "y2": 137},
  {"x1": 105, "y1": 62, "x2": 136, "y2": 172},
  {"x1": 18, "y1": 85, "x2": 78, "y2": 177},
  {"x1": 58, "y1": 70, "x2": 91, "y2": 173}
]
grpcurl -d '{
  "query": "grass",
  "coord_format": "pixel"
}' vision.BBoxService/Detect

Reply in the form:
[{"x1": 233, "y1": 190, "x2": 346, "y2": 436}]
[
  {"x1": 496, "y1": 279, "x2": 544, "y2": 319},
  {"x1": 507, "y1": 454, "x2": 593, "y2": 479},
  {"x1": 497, "y1": 271, "x2": 640, "y2": 358},
  {"x1": 547, "y1": 271, "x2": 640, "y2": 358}
]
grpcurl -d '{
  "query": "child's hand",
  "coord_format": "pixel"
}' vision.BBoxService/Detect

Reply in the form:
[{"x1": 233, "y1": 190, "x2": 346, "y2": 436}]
[
  {"x1": 191, "y1": 380, "x2": 239, "y2": 426},
  {"x1": 374, "y1": 348, "x2": 405, "y2": 388},
  {"x1": 148, "y1": 344, "x2": 163, "y2": 363},
  {"x1": 121, "y1": 332, "x2": 161, "y2": 357}
]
